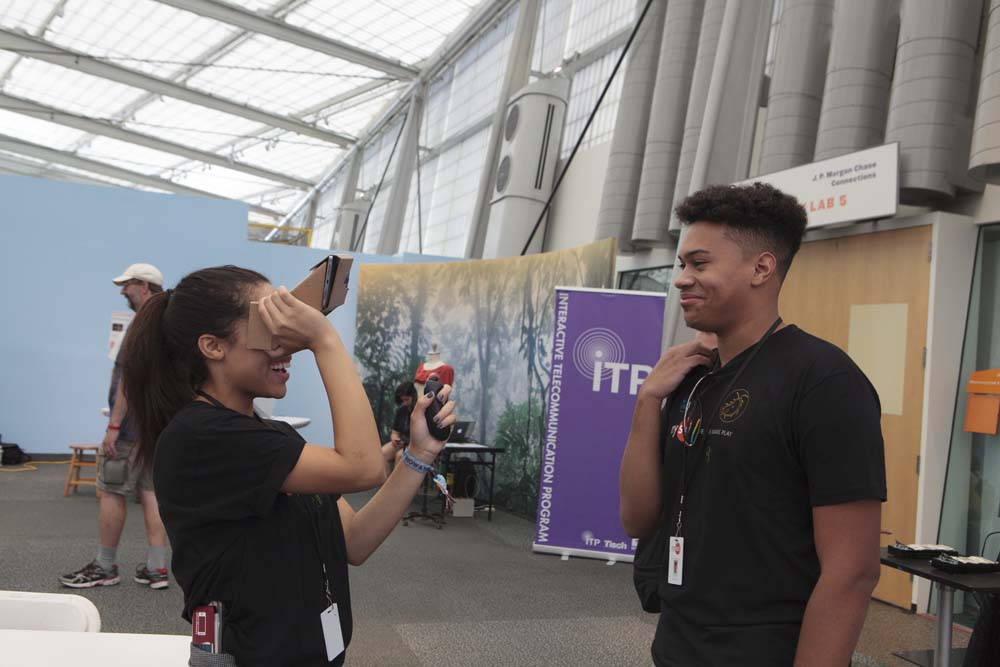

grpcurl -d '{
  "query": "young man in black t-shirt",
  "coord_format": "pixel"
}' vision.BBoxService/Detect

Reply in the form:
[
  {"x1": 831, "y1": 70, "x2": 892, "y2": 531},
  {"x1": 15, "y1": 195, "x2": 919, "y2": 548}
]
[{"x1": 620, "y1": 183, "x2": 886, "y2": 666}]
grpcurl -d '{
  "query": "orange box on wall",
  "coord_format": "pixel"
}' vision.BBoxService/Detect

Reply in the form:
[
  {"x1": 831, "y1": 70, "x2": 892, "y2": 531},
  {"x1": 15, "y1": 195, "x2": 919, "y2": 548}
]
[{"x1": 965, "y1": 369, "x2": 1000, "y2": 435}]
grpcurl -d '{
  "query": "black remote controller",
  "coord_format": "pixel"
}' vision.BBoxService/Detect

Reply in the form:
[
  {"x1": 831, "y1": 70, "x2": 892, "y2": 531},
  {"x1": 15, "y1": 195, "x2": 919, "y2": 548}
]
[{"x1": 422, "y1": 379, "x2": 452, "y2": 442}]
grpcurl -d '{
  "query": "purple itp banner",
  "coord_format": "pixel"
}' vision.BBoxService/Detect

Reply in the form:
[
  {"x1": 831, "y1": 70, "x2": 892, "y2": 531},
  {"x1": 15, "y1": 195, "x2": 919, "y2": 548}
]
[{"x1": 533, "y1": 287, "x2": 666, "y2": 562}]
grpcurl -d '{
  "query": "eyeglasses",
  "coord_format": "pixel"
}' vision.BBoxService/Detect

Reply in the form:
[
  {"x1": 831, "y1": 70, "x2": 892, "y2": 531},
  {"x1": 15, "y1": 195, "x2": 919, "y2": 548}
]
[{"x1": 678, "y1": 374, "x2": 712, "y2": 448}]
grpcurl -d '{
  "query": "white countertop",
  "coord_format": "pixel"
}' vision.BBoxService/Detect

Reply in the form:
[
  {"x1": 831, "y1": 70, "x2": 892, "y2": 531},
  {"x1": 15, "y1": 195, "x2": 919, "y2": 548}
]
[{"x1": 0, "y1": 629, "x2": 190, "y2": 666}]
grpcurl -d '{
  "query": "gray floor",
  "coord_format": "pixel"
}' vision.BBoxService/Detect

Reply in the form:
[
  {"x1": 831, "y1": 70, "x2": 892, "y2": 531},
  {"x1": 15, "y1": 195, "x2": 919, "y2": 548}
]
[{"x1": 0, "y1": 462, "x2": 967, "y2": 666}]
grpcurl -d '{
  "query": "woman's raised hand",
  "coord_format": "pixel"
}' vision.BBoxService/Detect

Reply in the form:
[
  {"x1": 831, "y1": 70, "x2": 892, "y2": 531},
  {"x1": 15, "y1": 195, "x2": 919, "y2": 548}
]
[
  {"x1": 407, "y1": 384, "x2": 456, "y2": 464},
  {"x1": 258, "y1": 286, "x2": 337, "y2": 356}
]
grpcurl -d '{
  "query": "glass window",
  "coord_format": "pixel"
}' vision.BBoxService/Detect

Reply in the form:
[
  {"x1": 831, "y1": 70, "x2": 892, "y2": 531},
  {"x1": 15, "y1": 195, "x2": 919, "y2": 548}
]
[
  {"x1": 618, "y1": 265, "x2": 672, "y2": 293},
  {"x1": 938, "y1": 224, "x2": 1000, "y2": 626},
  {"x1": 561, "y1": 48, "x2": 625, "y2": 157}
]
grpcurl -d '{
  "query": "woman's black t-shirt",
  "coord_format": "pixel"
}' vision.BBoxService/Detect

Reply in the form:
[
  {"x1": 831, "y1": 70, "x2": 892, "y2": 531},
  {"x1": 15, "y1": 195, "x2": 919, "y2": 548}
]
[{"x1": 154, "y1": 401, "x2": 352, "y2": 667}]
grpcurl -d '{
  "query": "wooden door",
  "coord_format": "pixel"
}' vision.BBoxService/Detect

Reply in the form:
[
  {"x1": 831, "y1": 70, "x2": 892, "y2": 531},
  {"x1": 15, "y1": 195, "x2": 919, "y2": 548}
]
[{"x1": 779, "y1": 224, "x2": 932, "y2": 608}]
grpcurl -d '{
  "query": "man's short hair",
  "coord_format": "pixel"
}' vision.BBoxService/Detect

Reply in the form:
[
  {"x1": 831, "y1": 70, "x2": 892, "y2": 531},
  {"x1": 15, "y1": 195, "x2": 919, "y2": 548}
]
[
  {"x1": 148, "y1": 282, "x2": 164, "y2": 294},
  {"x1": 675, "y1": 183, "x2": 807, "y2": 278}
]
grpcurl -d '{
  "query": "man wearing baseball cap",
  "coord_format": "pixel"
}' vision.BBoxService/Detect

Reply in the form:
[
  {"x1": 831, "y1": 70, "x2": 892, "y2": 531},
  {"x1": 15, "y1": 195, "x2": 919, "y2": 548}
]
[{"x1": 60, "y1": 263, "x2": 171, "y2": 590}]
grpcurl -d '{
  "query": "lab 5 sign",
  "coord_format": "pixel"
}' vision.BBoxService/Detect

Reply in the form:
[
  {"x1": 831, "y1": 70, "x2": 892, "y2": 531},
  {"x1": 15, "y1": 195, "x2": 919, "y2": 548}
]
[{"x1": 533, "y1": 287, "x2": 665, "y2": 563}]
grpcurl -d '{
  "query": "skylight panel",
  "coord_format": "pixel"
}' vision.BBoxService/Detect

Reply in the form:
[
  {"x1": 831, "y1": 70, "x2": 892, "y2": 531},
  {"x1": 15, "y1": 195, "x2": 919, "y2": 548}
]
[
  {"x1": 168, "y1": 163, "x2": 280, "y2": 201},
  {"x1": 125, "y1": 97, "x2": 267, "y2": 151},
  {"x1": 0, "y1": 148, "x2": 159, "y2": 189},
  {"x1": 564, "y1": 0, "x2": 634, "y2": 56},
  {"x1": 77, "y1": 135, "x2": 187, "y2": 175},
  {"x1": 285, "y1": 0, "x2": 479, "y2": 66},
  {"x1": 318, "y1": 86, "x2": 402, "y2": 137},
  {"x1": 184, "y1": 34, "x2": 385, "y2": 117},
  {"x1": 45, "y1": 0, "x2": 237, "y2": 80},
  {"x1": 5, "y1": 58, "x2": 147, "y2": 117},
  {"x1": 0, "y1": 0, "x2": 61, "y2": 34},
  {"x1": 249, "y1": 186, "x2": 303, "y2": 213},
  {"x1": 0, "y1": 108, "x2": 90, "y2": 150},
  {"x1": 0, "y1": 50, "x2": 17, "y2": 74},
  {"x1": 234, "y1": 131, "x2": 340, "y2": 183}
]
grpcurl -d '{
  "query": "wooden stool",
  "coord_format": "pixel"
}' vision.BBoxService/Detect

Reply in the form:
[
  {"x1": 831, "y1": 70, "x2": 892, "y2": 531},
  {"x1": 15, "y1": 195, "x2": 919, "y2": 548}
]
[{"x1": 64, "y1": 445, "x2": 101, "y2": 498}]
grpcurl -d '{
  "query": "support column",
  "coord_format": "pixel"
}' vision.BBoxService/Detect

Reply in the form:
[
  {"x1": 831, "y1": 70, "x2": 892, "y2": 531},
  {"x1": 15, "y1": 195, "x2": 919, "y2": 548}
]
[
  {"x1": 631, "y1": 0, "x2": 704, "y2": 246},
  {"x1": 813, "y1": 0, "x2": 899, "y2": 161},
  {"x1": 377, "y1": 89, "x2": 424, "y2": 255},
  {"x1": 667, "y1": 0, "x2": 726, "y2": 234},
  {"x1": 885, "y1": 0, "x2": 982, "y2": 203},
  {"x1": 757, "y1": 0, "x2": 834, "y2": 175},
  {"x1": 332, "y1": 148, "x2": 363, "y2": 250},
  {"x1": 465, "y1": 0, "x2": 542, "y2": 259},
  {"x1": 593, "y1": 0, "x2": 668, "y2": 253}
]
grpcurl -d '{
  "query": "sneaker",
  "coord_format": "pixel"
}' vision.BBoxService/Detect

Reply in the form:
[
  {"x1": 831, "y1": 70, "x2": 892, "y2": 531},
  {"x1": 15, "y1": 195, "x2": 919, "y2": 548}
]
[
  {"x1": 59, "y1": 561, "x2": 120, "y2": 588},
  {"x1": 134, "y1": 564, "x2": 169, "y2": 590}
]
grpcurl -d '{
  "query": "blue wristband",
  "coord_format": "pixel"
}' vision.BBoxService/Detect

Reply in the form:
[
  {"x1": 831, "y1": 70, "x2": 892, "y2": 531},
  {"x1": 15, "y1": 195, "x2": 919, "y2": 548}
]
[{"x1": 401, "y1": 448, "x2": 435, "y2": 475}]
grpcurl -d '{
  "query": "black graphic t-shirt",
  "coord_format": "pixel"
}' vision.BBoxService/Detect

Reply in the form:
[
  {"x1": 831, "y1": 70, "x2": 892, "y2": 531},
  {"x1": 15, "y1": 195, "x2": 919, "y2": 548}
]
[
  {"x1": 155, "y1": 401, "x2": 352, "y2": 667},
  {"x1": 651, "y1": 325, "x2": 886, "y2": 667}
]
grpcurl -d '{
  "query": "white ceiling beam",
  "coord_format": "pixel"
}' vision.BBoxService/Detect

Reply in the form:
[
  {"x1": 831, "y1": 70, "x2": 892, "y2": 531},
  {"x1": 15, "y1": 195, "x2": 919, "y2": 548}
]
[
  {"x1": 304, "y1": 78, "x2": 397, "y2": 119},
  {"x1": 0, "y1": 28, "x2": 354, "y2": 147},
  {"x1": 0, "y1": 92, "x2": 315, "y2": 189},
  {"x1": 0, "y1": 150, "x2": 116, "y2": 187},
  {"x1": 153, "y1": 0, "x2": 418, "y2": 79},
  {"x1": 0, "y1": 134, "x2": 283, "y2": 218}
]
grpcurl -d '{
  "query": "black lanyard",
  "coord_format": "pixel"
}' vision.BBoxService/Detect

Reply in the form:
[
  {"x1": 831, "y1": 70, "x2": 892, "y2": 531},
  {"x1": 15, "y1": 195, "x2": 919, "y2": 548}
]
[
  {"x1": 306, "y1": 496, "x2": 336, "y2": 608},
  {"x1": 672, "y1": 318, "x2": 782, "y2": 537},
  {"x1": 195, "y1": 390, "x2": 335, "y2": 606},
  {"x1": 195, "y1": 390, "x2": 266, "y2": 423}
]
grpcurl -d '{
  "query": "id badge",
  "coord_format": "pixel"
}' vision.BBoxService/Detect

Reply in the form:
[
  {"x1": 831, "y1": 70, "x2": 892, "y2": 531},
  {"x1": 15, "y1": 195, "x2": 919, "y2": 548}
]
[
  {"x1": 667, "y1": 537, "x2": 684, "y2": 586},
  {"x1": 320, "y1": 604, "x2": 345, "y2": 661}
]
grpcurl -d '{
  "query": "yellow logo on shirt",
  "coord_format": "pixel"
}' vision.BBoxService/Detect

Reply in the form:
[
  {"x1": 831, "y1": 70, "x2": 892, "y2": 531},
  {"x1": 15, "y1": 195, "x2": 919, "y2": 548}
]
[{"x1": 719, "y1": 389, "x2": 750, "y2": 423}]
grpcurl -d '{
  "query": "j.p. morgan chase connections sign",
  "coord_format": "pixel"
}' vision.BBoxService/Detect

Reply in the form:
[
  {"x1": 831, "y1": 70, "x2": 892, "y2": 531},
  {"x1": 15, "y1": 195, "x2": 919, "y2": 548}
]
[{"x1": 738, "y1": 142, "x2": 899, "y2": 229}]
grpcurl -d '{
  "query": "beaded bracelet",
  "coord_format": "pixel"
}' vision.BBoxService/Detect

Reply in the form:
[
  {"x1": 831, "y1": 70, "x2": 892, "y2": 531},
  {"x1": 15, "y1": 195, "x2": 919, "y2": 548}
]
[{"x1": 401, "y1": 448, "x2": 436, "y2": 475}]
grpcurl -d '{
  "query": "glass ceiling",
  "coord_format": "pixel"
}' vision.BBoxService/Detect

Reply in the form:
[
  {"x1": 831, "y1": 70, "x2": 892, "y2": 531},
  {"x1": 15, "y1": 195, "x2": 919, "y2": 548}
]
[{"x1": 0, "y1": 0, "x2": 483, "y2": 219}]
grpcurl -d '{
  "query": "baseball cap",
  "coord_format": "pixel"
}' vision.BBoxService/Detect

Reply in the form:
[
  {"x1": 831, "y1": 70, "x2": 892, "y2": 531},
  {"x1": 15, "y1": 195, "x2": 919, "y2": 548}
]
[{"x1": 112, "y1": 263, "x2": 164, "y2": 287}]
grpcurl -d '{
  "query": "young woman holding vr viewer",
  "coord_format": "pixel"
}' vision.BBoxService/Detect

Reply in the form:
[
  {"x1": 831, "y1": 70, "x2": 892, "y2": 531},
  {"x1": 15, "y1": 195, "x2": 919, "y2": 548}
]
[{"x1": 121, "y1": 266, "x2": 456, "y2": 667}]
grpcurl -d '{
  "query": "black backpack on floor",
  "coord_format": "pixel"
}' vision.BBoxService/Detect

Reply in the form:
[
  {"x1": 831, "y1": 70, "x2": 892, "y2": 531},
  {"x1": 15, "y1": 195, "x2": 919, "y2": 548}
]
[
  {"x1": 963, "y1": 591, "x2": 1000, "y2": 667},
  {"x1": 1, "y1": 443, "x2": 31, "y2": 465}
]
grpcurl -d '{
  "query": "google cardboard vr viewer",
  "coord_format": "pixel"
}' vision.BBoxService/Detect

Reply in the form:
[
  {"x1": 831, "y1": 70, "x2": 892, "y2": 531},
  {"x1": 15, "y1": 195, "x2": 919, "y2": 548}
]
[{"x1": 246, "y1": 254, "x2": 353, "y2": 350}]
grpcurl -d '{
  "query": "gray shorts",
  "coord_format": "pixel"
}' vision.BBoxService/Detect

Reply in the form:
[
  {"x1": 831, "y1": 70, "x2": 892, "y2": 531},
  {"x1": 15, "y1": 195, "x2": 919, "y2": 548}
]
[{"x1": 97, "y1": 440, "x2": 154, "y2": 495}]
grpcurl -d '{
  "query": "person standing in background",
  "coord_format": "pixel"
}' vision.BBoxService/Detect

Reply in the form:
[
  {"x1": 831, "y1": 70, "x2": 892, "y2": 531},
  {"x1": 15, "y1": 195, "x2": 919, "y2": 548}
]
[{"x1": 60, "y1": 263, "x2": 171, "y2": 590}]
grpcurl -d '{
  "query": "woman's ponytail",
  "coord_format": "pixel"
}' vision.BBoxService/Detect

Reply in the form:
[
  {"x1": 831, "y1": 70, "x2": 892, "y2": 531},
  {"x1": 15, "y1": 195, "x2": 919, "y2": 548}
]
[{"x1": 122, "y1": 289, "x2": 191, "y2": 476}]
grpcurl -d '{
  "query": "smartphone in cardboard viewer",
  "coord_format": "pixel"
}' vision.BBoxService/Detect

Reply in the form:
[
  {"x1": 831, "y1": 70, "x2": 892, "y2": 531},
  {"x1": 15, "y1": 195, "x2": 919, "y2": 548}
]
[{"x1": 246, "y1": 255, "x2": 353, "y2": 350}]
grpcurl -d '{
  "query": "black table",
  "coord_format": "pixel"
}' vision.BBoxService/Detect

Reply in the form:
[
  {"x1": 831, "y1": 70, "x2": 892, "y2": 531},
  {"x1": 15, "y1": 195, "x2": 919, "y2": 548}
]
[
  {"x1": 439, "y1": 443, "x2": 505, "y2": 522},
  {"x1": 401, "y1": 443, "x2": 506, "y2": 528},
  {"x1": 880, "y1": 547, "x2": 1000, "y2": 667}
]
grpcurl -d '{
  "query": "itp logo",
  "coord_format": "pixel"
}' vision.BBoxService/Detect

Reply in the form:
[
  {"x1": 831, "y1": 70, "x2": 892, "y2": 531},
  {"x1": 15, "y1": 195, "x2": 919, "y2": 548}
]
[
  {"x1": 572, "y1": 328, "x2": 652, "y2": 396},
  {"x1": 572, "y1": 328, "x2": 626, "y2": 380}
]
